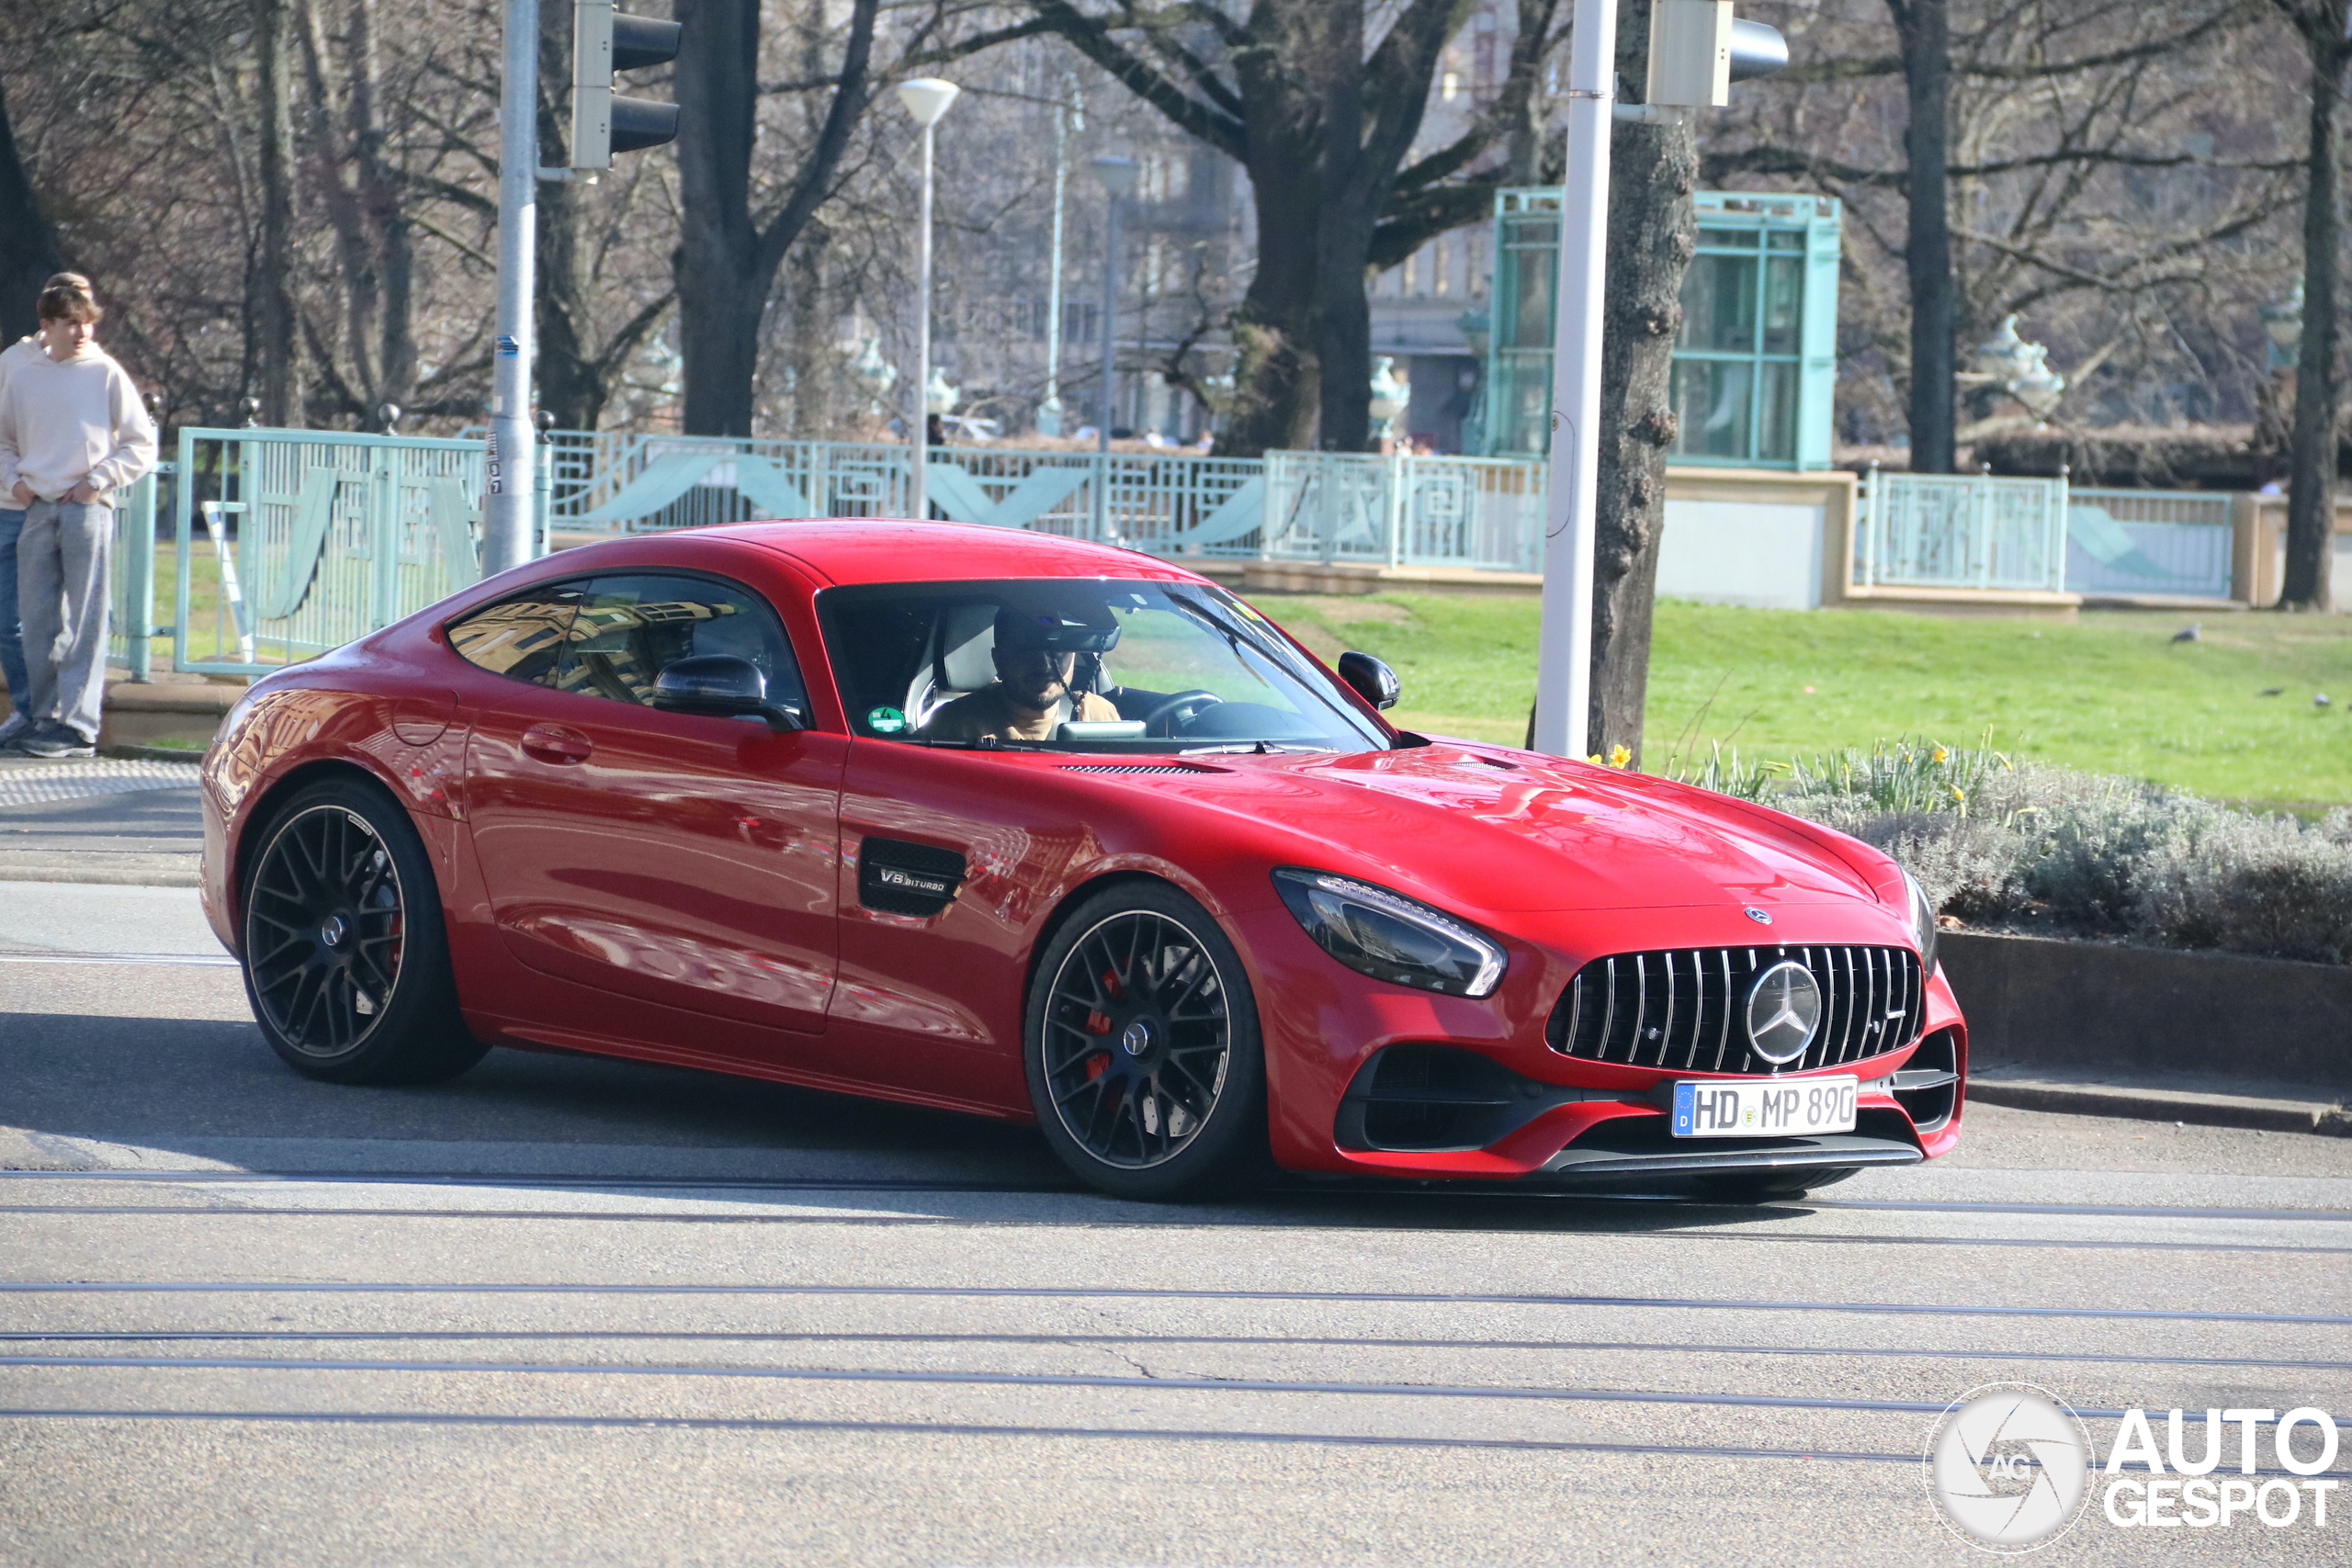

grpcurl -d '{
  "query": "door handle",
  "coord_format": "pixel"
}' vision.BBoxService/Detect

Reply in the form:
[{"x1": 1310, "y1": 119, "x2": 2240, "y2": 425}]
[{"x1": 520, "y1": 723, "x2": 593, "y2": 765}]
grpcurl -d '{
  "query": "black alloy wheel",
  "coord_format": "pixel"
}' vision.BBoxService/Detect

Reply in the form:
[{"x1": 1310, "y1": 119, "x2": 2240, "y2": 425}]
[
  {"x1": 241, "y1": 777, "x2": 484, "y2": 1085},
  {"x1": 1025, "y1": 882, "x2": 1267, "y2": 1200}
]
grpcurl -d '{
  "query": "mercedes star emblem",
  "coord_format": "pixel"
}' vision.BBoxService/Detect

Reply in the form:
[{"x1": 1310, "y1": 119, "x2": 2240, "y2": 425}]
[{"x1": 1745, "y1": 959, "x2": 1822, "y2": 1064}]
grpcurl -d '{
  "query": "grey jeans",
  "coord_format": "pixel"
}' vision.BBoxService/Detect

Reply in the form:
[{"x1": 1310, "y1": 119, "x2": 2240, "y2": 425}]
[{"x1": 17, "y1": 498, "x2": 111, "y2": 743}]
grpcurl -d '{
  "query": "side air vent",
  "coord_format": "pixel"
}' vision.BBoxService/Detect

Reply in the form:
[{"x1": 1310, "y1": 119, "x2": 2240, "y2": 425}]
[
  {"x1": 1059, "y1": 765, "x2": 1205, "y2": 775},
  {"x1": 857, "y1": 837, "x2": 967, "y2": 918}
]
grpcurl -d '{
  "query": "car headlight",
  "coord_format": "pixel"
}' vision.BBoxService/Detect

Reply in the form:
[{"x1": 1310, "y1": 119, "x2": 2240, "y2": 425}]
[
  {"x1": 1272, "y1": 869, "x2": 1506, "y2": 998},
  {"x1": 1905, "y1": 869, "x2": 1939, "y2": 976}
]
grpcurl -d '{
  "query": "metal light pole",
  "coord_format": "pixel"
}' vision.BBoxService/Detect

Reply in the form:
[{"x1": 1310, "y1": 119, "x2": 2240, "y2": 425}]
[
  {"x1": 1090, "y1": 155, "x2": 1136, "y2": 540},
  {"x1": 897, "y1": 77, "x2": 960, "y2": 522},
  {"x1": 1527, "y1": 0, "x2": 1617, "y2": 761},
  {"x1": 482, "y1": 0, "x2": 541, "y2": 576},
  {"x1": 1038, "y1": 83, "x2": 1080, "y2": 438}
]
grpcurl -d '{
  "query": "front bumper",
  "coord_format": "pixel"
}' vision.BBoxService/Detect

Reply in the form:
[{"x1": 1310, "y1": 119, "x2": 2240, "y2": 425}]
[{"x1": 1231, "y1": 900, "x2": 1969, "y2": 1184}]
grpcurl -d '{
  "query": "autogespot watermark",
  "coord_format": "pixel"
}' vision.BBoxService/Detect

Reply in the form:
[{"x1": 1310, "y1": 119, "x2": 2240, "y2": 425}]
[{"x1": 1922, "y1": 1382, "x2": 2342, "y2": 1553}]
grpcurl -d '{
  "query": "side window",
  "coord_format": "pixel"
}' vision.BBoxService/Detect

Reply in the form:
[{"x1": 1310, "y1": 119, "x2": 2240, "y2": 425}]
[
  {"x1": 554, "y1": 573, "x2": 807, "y2": 714},
  {"x1": 446, "y1": 582, "x2": 585, "y2": 687}
]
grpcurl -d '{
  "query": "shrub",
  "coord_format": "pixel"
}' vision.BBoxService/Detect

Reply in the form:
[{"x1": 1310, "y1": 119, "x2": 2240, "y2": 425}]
[{"x1": 1690, "y1": 739, "x2": 2352, "y2": 966}]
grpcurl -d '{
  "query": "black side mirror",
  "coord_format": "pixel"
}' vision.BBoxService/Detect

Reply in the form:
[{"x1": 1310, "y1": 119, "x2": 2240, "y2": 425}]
[
  {"x1": 651, "y1": 654, "x2": 804, "y2": 731},
  {"x1": 1337, "y1": 650, "x2": 1401, "y2": 711}
]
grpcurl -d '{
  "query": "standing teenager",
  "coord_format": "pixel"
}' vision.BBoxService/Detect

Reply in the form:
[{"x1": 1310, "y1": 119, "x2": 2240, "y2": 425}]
[
  {"x1": 0, "y1": 277, "x2": 157, "y2": 759},
  {"x1": 0, "y1": 271, "x2": 94, "y2": 747}
]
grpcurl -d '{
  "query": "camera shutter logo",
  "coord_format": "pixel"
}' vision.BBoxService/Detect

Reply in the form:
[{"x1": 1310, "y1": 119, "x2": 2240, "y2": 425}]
[
  {"x1": 1743, "y1": 959, "x2": 1821, "y2": 1065},
  {"x1": 1924, "y1": 1383, "x2": 2093, "y2": 1552}
]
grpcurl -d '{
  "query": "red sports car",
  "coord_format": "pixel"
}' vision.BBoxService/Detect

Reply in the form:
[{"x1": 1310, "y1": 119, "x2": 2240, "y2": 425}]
[{"x1": 198, "y1": 522, "x2": 1964, "y2": 1200}]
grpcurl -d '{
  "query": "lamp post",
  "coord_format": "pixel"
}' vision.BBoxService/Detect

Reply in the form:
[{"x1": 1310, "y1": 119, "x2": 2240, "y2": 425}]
[
  {"x1": 1090, "y1": 154, "x2": 1137, "y2": 540},
  {"x1": 1526, "y1": 0, "x2": 1616, "y2": 761},
  {"x1": 896, "y1": 77, "x2": 960, "y2": 522},
  {"x1": 1038, "y1": 81, "x2": 1080, "y2": 438}
]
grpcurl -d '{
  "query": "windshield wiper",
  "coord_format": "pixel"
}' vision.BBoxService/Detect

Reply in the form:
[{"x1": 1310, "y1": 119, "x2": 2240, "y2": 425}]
[{"x1": 1178, "y1": 741, "x2": 1338, "y2": 756}]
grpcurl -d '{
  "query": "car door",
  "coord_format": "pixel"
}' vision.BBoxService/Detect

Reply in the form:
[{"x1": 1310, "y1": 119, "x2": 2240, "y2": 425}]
[{"x1": 459, "y1": 569, "x2": 844, "y2": 1040}]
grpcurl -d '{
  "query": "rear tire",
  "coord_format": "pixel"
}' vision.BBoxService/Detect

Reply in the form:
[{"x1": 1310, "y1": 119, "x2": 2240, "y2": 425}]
[
  {"x1": 240, "y1": 776, "x2": 486, "y2": 1086},
  {"x1": 1024, "y1": 881, "x2": 1269, "y2": 1201}
]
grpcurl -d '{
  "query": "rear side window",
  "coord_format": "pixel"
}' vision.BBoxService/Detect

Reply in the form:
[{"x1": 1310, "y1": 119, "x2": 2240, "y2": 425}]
[
  {"x1": 446, "y1": 582, "x2": 584, "y2": 686},
  {"x1": 554, "y1": 572, "x2": 807, "y2": 715}
]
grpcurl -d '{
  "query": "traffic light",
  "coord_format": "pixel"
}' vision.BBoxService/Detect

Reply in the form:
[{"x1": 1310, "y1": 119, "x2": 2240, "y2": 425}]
[
  {"x1": 571, "y1": 0, "x2": 683, "y2": 170},
  {"x1": 1646, "y1": 0, "x2": 1787, "y2": 107}
]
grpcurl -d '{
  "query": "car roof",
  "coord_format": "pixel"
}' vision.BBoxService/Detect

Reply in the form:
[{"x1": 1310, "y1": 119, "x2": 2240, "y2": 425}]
[{"x1": 707, "y1": 521, "x2": 1213, "y2": 588}]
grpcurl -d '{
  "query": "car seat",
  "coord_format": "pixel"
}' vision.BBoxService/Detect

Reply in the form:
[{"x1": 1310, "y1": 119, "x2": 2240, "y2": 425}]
[{"x1": 905, "y1": 602, "x2": 1001, "y2": 725}]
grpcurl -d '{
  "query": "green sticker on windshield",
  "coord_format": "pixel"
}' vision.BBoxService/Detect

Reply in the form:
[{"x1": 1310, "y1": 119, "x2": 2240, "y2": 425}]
[{"x1": 867, "y1": 706, "x2": 908, "y2": 735}]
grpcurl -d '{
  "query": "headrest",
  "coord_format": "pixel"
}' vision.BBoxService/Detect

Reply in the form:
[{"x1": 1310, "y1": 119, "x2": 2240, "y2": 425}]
[{"x1": 936, "y1": 603, "x2": 1001, "y2": 692}]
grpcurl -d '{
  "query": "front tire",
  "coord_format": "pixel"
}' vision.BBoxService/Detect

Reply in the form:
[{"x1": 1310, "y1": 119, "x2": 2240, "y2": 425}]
[
  {"x1": 240, "y1": 776, "x2": 485, "y2": 1086},
  {"x1": 1024, "y1": 882, "x2": 1268, "y2": 1201}
]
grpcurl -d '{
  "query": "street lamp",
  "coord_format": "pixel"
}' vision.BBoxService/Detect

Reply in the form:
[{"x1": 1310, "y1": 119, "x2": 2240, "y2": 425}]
[
  {"x1": 896, "y1": 76, "x2": 960, "y2": 522},
  {"x1": 1038, "y1": 80, "x2": 1081, "y2": 438},
  {"x1": 1089, "y1": 154, "x2": 1137, "y2": 540}
]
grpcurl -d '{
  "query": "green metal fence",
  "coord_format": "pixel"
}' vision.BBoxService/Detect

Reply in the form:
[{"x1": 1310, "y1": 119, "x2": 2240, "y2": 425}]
[{"x1": 166, "y1": 427, "x2": 495, "y2": 677}]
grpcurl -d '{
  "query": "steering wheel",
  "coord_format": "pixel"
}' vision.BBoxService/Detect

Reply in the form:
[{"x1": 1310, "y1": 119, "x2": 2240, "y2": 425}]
[{"x1": 1135, "y1": 689, "x2": 1224, "y2": 736}]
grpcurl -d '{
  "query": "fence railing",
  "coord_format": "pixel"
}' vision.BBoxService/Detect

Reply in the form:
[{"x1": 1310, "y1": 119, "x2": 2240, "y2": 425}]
[
  {"x1": 105, "y1": 466, "x2": 172, "y2": 681},
  {"x1": 166, "y1": 427, "x2": 493, "y2": 677},
  {"x1": 1855, "y1": 468, "x2": 2240, "y2": 600},
  {"x1": 99, "y1": 427, "x2": 2262, "y2": 689},
  {"x1": 2064, "y1": 486, "x2": 2235, "y2": 600},
  {"x1": 1855, "y1": 468, "x2": 2072, "y2": 593},
  {"x1": 1260, "y1": 451, "x2": 1545, "y2": 572}
]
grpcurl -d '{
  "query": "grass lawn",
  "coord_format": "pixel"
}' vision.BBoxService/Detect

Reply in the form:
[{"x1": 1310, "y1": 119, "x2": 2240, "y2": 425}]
[{"x1": 1254, "y1": 593, "x2": 2352, "y2": 807}]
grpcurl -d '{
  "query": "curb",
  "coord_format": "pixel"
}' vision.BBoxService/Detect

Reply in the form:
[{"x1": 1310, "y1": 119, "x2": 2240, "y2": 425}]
[{"x1": 1970, "y1": 1075, "x2": 2352, "y2": 1138}]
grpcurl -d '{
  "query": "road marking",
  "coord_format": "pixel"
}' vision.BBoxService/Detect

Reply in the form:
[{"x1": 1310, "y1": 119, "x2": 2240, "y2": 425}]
[
  {"x1": 2, "y1": 1280, "x2": 2346, "y2": 1324},
  {"x1": 0, "y1": 1405, "x2": 1924, "y2": 1461},
  {"x1": 6, "y1": 1329, "x2": 2342, "y2": 1373},
  {"x1": 0, "y1": 951, "x2": 237, "y2": 967},
  {"x1": 0, "y1": 1350, "x2": 2151, "y2": 1417}
]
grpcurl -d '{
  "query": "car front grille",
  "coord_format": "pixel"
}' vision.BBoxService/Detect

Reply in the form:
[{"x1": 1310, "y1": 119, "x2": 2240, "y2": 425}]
[{"x1": 1546, "y1": 944, "x2": 1924, "y2": 1075}]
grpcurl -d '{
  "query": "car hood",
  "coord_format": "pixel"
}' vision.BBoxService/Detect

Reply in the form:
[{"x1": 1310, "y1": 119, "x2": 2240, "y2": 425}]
[{"x1": 1182, "y1": 744, "x2": 1883, "y2": 914}]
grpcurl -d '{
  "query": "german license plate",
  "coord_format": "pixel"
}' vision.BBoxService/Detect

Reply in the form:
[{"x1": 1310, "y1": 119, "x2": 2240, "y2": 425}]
[{"x1": 1671, "y1": 1076, "x2": 1857, "y2": 1139}]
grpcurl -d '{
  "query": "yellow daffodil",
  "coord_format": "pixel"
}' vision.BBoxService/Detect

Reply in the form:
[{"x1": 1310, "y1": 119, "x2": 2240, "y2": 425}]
[
  {"x1": 1610, "y1": 744, "x2": 1633, "y2": 768},
  {"x1": 1932, "y1": 747, "x2": 1949, "y2": 764}
]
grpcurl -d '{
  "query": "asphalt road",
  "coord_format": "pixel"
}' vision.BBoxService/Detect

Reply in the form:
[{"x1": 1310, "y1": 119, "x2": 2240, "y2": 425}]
[{"x1": 2, "y1": 885, "x2": 2346, "y2": 1566}]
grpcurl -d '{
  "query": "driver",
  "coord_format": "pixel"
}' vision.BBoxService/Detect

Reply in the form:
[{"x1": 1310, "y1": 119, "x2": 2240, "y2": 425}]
[{"x1": 922, "y1": 605, "x2": 1123, "y2": 743}]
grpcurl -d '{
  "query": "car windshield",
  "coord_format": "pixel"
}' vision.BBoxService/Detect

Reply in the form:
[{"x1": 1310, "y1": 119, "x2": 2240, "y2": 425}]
[{"x1": 817, "y1": 578, "x2": 1390, "y2": 753}]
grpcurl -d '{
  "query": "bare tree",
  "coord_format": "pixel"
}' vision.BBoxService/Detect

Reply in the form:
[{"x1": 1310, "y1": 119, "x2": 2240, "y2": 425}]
[
  {"x1": 964, "y1": 0, "x2": 1566, "y2": 456},
  {"x1": 0, "y1": 77, "x2": 66, "y2": 343},
  {"x1": 2273, "y1": 0, "x2": 2349, "y2": 610},
  {"x1": 671, "y1": 0, "x2": 880, "y2": 436},
  {"x1": 254, "y1": 0, "x2": 304, "y2": 423},
  {"x1": 1708, "y1": 0, "x2": 2293, "y2": 458}
]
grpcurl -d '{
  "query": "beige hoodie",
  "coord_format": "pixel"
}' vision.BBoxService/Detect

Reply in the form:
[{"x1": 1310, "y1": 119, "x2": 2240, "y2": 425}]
[{"x1": 0, "y1": 340, "x2": 157, "y2": 501}]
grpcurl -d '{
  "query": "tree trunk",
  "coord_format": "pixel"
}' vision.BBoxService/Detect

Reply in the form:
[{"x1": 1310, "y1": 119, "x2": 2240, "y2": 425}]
[
  {"x1": 2280, "y1": 21, "x2": 2343, "y2": 610},
  {"x1": 673, "y1": 0, "x2": 762, "y2": 436},
  {"x1": 0, "y1": 76, "x2": 64, "y2": 344},
  {"x1": 254, "y1": 0, "x2": 304, "y2": 424},
  {"x1": 673, "y1": 0, "x2": 876, "y2": 437},
  {"x1": 1894, "y1": 0, "x2": 1955, "y2": 474},
  {"x1": 534, "y1": 3, "x2": 599, "y2": 432},
  {"x1": 1307, "y1": 2, "x2": 1373, "y2": 452},
  {"x1": 1588, "y1": 0, "x2": 1697, "y2": 762}
]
